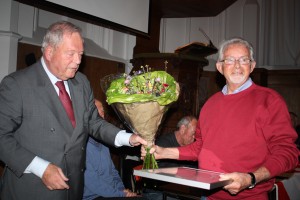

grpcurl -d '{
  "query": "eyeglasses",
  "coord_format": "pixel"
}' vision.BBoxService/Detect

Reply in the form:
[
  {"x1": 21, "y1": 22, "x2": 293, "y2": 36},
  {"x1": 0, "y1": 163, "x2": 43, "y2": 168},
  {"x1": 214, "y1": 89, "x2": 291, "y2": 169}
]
[{"x1": 220, "y1": 57, "x2": 252, "y2": 65}]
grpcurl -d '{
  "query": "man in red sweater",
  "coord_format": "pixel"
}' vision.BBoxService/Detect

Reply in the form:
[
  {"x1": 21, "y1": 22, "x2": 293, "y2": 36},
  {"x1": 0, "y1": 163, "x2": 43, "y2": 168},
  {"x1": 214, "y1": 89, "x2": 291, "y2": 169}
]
[{"x1": 145, "y1": 38, "x2": 299, "y2": 200}]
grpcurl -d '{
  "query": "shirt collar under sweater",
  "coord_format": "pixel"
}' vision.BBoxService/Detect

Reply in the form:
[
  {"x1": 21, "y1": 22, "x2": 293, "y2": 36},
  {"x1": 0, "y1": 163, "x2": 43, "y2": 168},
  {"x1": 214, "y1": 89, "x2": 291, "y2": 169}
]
[{"x1": 221, "y1": 78, "x2": 253, "y2": 95}]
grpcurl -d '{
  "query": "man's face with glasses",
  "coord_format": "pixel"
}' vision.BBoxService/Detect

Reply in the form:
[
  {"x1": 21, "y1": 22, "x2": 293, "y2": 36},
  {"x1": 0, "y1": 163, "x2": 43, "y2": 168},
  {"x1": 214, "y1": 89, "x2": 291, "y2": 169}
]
[{"x1": 216, "y1": 44, "x2": 256, "y2": 93}]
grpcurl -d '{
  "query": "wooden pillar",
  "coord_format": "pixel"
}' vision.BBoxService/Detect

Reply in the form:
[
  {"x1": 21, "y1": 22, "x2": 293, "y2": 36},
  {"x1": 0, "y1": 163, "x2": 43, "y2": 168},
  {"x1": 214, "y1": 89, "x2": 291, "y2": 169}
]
[{"x1": 133, "y1": 0, "x2": 162, "y2": 54}]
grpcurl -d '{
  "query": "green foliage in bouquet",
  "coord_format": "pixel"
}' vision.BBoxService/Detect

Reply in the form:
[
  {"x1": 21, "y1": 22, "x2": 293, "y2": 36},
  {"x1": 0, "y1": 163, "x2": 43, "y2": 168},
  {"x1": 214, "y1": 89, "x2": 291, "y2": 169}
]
[{"x1": 106, "y1": 71, "x2": 178, "y2": 106}]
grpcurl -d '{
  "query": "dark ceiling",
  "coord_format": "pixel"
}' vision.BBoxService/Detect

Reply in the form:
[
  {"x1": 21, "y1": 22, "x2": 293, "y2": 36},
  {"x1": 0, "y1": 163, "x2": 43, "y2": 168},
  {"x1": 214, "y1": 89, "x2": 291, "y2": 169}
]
[{"x1": 155, "y1": 0, "x2": 238, "y2": 18}]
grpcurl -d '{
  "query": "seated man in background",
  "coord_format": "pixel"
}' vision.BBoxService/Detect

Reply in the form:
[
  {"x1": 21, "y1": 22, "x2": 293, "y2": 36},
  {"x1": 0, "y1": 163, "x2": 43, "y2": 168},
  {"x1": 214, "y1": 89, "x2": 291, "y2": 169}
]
[
  {"x1": 83, "y1": 99, "x2": 138, "y2": 199},
  {"x1": 155, "y1": 115, "x2": 198, "y2": 168}
]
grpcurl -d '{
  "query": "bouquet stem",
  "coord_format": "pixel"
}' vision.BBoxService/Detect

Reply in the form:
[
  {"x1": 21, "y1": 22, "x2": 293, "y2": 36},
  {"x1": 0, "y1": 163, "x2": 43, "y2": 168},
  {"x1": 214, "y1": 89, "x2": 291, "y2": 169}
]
[{"x1": 142, "y1": 147, "x2": 158, "y2": 169}]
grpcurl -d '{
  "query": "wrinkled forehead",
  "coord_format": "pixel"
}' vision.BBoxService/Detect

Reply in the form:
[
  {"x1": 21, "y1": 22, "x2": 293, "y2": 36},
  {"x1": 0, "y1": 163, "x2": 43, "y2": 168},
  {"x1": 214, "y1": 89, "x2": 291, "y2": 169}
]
[{"x1": 224, "y1": 43, "x2": 249, "y2": 54}]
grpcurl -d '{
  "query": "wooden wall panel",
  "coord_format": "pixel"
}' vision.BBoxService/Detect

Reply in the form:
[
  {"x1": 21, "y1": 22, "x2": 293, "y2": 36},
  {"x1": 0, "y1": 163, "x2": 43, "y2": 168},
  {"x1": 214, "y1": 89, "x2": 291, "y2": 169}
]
[
  {"x1": 268, "y1": 70, "x2": 300, "y2": 125},
  {"x1": 17, "y1": 43, "x2": 42, "y2": 70}
]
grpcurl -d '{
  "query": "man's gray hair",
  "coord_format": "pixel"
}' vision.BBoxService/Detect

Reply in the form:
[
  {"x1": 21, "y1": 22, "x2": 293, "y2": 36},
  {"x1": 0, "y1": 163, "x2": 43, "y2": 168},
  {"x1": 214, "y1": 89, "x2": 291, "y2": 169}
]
[
  {"x1": 41, "y1": 21, "x2": 83, "y2": 53},
  {"x1": 177, "y1": 115, "x2": 197, "y2": 129},
  {"x1": 217, "y1": 37, "x2": 255, "y2": 61}
]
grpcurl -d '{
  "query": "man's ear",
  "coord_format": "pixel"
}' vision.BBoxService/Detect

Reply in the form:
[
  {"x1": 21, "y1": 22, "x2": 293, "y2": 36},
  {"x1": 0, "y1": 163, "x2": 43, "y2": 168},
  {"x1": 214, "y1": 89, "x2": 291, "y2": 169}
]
[
  {"x1": 250, "y1": 61, "x2": 256, "y2": 73},
  {"x1": 44, "y1": 46, "x2": 53, "y2": 61},
  {"x1": 216, "y1": 62, "x2": 224, "y2": 75}
]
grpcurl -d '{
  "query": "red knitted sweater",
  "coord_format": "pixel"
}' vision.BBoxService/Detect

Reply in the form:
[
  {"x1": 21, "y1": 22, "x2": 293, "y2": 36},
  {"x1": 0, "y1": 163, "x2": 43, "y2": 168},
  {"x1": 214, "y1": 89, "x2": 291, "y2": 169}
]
[{"x1": 178, "y1": 84, "x2": 299, "y2": 200}]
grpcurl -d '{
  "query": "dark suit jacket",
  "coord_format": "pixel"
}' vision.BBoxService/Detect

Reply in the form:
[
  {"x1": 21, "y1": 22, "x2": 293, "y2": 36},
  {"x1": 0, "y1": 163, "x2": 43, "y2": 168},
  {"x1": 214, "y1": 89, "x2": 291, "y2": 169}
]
[{"x1": 0, "y1": 60, "x2": 121, "y2": 200}]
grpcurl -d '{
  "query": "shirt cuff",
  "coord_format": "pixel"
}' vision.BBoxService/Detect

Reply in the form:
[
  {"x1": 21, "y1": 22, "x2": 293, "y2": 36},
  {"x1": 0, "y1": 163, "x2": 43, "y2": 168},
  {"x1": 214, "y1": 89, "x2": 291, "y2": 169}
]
[
  {"x1": 24, "y1": 156, "x2": 50, "y2": 178},
  {"x1": 115, "y1": 130, "x2": 132, "y2": 147}
]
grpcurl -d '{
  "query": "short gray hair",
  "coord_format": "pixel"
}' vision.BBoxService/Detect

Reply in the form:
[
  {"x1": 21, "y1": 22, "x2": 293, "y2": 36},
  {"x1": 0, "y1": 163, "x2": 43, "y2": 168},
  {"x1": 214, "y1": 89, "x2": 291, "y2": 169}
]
[
  {"x1": 217, "y1": 37, "x2": 255, "y2": 61},
  {"x1": 41, "y1": 21, "x2": 83, "y2": 53},
  {"x1": 177, "y1": 115, "x2": 197, "y2": 129}
]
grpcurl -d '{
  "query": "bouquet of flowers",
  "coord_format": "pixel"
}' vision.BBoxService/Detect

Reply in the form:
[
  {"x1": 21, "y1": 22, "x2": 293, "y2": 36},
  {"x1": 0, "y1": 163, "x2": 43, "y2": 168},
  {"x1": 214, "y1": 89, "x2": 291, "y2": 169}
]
[{"x1": 102, "y1": 67, "x2": 180, "y2": 169}]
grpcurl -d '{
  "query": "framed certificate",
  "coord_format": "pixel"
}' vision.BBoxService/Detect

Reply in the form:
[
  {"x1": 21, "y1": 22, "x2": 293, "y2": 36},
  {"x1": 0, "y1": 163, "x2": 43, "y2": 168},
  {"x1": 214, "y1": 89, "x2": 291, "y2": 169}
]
[{"x1": 134, "y1": 167, "x2": 232, "y2": 190}]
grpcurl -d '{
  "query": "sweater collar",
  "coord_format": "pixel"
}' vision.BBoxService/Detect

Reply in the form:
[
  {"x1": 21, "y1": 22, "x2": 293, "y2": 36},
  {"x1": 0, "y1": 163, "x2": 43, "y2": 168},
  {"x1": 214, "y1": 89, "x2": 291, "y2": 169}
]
[{"x1": 222, "y1": 78, "x2": 253, "y2": 95}]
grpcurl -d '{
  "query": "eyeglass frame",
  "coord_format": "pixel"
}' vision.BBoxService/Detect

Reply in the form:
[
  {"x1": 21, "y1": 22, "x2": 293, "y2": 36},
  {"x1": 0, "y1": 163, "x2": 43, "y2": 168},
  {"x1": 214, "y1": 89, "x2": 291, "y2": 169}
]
[{"x1": 219, "y1": 57, "x2": 253, "y2": 65}]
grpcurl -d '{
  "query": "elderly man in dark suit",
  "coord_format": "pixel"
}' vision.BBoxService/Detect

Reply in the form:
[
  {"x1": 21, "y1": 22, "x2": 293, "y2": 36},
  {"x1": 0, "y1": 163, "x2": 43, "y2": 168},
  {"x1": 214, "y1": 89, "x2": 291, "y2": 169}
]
[{"x1": 0, "y1": 21, "x2": 146, "y2": 200}]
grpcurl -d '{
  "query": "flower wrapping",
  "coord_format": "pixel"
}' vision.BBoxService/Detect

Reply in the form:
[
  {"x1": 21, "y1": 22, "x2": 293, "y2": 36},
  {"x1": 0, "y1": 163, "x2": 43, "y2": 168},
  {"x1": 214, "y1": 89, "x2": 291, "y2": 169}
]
[{"x1": 113, "y1": 102, "x2": 168, "y2": 147}]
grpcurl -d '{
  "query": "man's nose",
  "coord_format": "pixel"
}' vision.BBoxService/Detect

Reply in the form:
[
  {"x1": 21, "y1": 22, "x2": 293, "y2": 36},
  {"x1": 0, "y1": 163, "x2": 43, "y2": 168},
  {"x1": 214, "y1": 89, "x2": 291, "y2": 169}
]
[
  {"x1": 73, "y1": 53, "x2": 82, "y2": 64},
  {"x1": 234, "y1": 60, "x2": 241, "y2": 68}
]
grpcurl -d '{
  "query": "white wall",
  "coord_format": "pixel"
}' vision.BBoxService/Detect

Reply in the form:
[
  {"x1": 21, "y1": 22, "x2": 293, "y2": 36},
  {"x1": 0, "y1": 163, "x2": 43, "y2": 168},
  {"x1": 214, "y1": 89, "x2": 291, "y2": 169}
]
[
  {"x1": 46, "y1": 0, "x2": 150, "y2": 34},
  {"x1": 0, "y1": 0, "x2": 22, "y2": 81},
  {"x1": 159, "y1": 0, "x2": 251, "y2": 71},
  {"x1": 159, "y1": 0, "x2": 300, "y2": 71}
]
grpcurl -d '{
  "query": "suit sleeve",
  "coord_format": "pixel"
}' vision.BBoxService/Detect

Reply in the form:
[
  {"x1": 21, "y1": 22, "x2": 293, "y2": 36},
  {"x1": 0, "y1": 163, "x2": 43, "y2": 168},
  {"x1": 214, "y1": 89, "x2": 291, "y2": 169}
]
[
  {"x1": 75, "y1": 73, "x2": 122, "y2": 146},
  {"x1": 0, "y1": 76, "x2": 36, "y2": 177}
]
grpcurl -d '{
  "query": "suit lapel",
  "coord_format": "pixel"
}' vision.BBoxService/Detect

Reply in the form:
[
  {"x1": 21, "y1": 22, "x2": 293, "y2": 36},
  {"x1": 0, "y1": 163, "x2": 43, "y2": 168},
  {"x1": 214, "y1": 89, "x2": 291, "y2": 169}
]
[
  {"x1": 66, "y1": 77, "x2": 85, "y2": 147},
  {"x1": 34, "y1": 61, "x2": 87, "y2": 150},
  {"x1": 34, "y1": 61, "x2": 74, "y2": 136}
]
